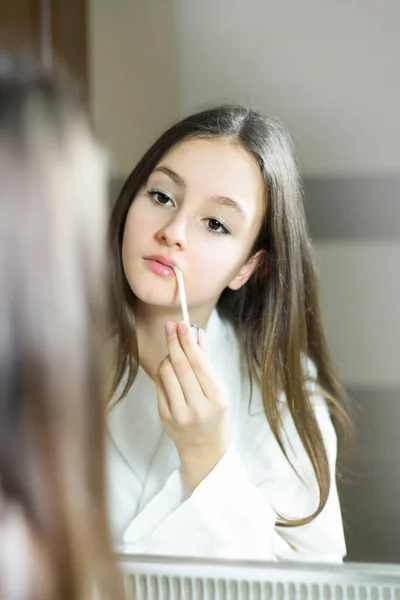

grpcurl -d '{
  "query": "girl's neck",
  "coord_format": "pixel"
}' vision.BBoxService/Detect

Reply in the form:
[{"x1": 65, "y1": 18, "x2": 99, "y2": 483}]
[{"x1": 134, "y1": 301, "x2": 214, "y2": 380}]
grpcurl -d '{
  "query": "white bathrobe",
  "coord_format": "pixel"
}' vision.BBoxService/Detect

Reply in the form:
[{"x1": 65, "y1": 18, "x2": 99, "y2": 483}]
[{"x1": 107, "y1": 310, "x2": 346, "y2": 561}]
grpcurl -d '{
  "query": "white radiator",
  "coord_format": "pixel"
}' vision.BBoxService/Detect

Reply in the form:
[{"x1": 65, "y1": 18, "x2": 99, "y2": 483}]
[{"x1": 118, "y1": 555, "x2": 400, "y2": 600}]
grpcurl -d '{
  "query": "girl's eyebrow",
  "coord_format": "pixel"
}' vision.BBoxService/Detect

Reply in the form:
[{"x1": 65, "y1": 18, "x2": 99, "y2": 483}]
[
  {"x1": 209, "y1": 195, "x2": 246, "y2": 215},
  {"x1": 153, "y1": 165, "x2": 246, "y2": 215},
  {"x1": 153, "y1": 165, "x2": 186, "y2": 188}
]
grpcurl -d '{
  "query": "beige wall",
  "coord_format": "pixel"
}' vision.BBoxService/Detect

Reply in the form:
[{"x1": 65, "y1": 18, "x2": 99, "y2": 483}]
[
  {"x1": 314, "y1": 241, "x2": 400, "y2": 387},
  {"x1": 176, "y1": 0, "x2": 400, "y2": 177},
  {"x1": 88, "y1": 0, "x2": 400, "y2": 177},
  {"x1": 88, "y1": 0, "x2": 179, "y2": 178}
]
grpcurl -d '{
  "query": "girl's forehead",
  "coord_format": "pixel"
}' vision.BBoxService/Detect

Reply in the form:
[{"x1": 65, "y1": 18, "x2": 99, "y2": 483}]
[
  {"x1": 154, "y1": 138, "x2": 265, "y2": 197},
  {"x1": 161, "y1": 137, "x2": 253, "y2": 166}
]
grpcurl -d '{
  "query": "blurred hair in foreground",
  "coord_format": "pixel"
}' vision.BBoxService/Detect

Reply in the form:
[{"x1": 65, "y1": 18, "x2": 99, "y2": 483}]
[{"x1": 0, "y1": 54, "x2": 124, "y2": 600}]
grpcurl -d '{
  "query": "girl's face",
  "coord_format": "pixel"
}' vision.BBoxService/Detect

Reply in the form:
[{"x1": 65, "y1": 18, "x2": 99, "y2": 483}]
[{"x1": 122, "y1": 138, "x2": 265, "y2": 320}]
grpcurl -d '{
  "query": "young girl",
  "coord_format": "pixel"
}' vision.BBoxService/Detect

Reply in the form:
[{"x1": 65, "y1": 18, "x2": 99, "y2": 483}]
[
  {"x1": 0, "y1": 58, "x2": 124, "y2": 600},
  {"x1": 107, "y1": 105, "x2": 352, "y2": 561}
]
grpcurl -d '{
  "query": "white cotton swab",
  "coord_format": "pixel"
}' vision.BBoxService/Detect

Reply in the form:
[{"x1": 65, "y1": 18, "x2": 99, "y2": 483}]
[
  {"x1": 173, "y1": 266, "x2": 199, "y2": 343},
  {"x1": 173, "y1": 266, "x2": 190, "y2": 325}
]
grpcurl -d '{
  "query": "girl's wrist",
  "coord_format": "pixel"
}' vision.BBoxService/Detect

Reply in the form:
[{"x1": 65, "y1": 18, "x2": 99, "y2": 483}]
[{"x1": 179, "y1": 439, "x2": 229, "y2": 493}]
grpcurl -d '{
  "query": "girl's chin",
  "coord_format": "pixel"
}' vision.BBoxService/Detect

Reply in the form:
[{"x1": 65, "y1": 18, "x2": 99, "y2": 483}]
[{"x1": 133, "y1": 293, "x2": 181, "y2": 311}]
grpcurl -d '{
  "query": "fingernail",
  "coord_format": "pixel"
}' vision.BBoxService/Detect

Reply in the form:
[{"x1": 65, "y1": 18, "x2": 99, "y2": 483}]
[
  {"x1": 178, "y1": 322, "x2": 188, "y2": 335},
  {"x1": 166, "y1": 322, "x2": 174, "y2": 336}
]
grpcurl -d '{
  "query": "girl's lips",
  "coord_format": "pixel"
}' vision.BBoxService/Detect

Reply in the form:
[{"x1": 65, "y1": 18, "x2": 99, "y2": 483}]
[{"x1": 145, "y1": 258, "x2": 175, "y2": 278}]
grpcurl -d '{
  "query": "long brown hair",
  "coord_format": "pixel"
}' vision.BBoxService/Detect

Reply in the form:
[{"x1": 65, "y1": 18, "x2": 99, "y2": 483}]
[
  {"x1": 109, "y1": 104, "x2": 353, "y2": 528},
  {"x1": 0, "y1": 57, "x2": 124, "y2": 600}
]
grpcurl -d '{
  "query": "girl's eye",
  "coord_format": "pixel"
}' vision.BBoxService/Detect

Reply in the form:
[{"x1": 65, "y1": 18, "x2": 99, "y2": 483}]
[
  {"x1": 148, "y1": 189, "x2": 174, "y2": 206},
  {"x1": 205, "y1": 218, "x2": 230, "y2": 235}
]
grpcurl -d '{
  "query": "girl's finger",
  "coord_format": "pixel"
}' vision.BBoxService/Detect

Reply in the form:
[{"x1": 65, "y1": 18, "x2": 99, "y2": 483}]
[
  {"x1": 176, "y1": 322, "x2": 221, "y2": 400},
  {"x1": 165, "y1": 322, "x2": 204, "y2": 407},
  {"x1": 157, "y1": 355, "x2": 190, "y2": 421}
]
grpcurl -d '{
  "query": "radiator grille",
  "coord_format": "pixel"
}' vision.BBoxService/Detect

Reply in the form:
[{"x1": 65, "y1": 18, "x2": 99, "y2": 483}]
[{"x1": 119, "y1": 556, "x2": 400, "y2": 600}]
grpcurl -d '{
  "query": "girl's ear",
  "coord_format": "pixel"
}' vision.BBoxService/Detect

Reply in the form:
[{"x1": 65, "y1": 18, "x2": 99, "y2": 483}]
[{"x1": 227, "y1": 250, "x2": 265, "y2": 291}]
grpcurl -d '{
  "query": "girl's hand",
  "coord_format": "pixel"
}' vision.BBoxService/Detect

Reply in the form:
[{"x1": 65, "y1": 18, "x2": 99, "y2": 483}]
[{"x1": 156, "y1": 321, "x2": 229, "y2": 492}]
